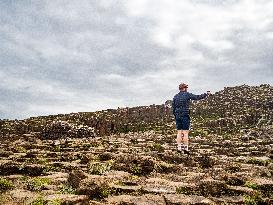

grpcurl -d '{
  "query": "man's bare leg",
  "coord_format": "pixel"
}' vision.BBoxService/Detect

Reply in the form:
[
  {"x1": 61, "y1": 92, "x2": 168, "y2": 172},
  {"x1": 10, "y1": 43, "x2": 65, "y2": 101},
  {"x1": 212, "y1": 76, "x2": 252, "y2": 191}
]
[
  {"x1": 176, "y1": 130, "x2": 184, "y2": 151},
  {"x1": 182, "y1": 130, "x2": 189, "y2": 151}
]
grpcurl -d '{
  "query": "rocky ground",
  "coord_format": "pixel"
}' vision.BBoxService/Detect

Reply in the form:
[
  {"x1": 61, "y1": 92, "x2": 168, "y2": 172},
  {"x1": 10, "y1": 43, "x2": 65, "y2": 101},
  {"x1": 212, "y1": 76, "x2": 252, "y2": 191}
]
[{"x1": 0, "y1": 84, "x2": 272, "y2": 205}]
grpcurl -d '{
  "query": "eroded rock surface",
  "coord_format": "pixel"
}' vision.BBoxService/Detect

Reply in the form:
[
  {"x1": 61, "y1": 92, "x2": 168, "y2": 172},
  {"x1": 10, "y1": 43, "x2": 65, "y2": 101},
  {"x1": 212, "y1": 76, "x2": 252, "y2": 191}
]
[{"x1": 0, "y1": 85, "x2": 272, "y2": 204}]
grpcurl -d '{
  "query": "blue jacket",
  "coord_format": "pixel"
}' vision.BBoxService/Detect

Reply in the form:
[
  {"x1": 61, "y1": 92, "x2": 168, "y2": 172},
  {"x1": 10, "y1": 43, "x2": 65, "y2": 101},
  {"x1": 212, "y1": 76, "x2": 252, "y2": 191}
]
[{"x1": 172, "y1": 91, "x2": 207, "y2": 118}]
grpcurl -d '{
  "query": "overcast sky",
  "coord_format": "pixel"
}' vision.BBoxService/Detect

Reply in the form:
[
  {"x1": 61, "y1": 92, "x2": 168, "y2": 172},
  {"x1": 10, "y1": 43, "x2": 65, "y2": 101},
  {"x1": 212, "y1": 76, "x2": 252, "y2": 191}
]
[{"x1": 1, "y1": 0, "x2": 273, "y2": 120}]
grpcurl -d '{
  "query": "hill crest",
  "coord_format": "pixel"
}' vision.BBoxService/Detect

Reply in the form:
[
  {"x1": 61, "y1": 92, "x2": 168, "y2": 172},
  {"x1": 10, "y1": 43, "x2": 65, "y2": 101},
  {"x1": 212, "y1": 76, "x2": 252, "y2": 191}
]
[{"x1": 0, "y1": 84, "x2": 272, "y2": 139}]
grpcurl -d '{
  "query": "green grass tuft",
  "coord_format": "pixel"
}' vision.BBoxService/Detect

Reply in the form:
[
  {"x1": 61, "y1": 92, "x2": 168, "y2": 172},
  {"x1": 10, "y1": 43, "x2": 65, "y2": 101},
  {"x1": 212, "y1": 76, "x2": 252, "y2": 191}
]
[
  {"x1": 28, "y1": 195, "x2": 46, "y2": 205},
  {"x1": 243, "y1": 192, "x2": 265, "y2": 205},
  {"x1": 149, "y1": 143, "x2": 165, "y2": 152},
  {"x1": 25, "y1": 177, "x2": 51, "y2": 191},
  {"x1": 244, "y1": 181, "x2": 259, "y2": 190},
  {"x1": 0, "y1": 178, "x2": 14, "y2": 192},
  {"x1": 88, "y1": 160, "x2": 113, "y2": 175},
  {"x1": 58, "y1": 183, "x2": 76, "y2": 194}
]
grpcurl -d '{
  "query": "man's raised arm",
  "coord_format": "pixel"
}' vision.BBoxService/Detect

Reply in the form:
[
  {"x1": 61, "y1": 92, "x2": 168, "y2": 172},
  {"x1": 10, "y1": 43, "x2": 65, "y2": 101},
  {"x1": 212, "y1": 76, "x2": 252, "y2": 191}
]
[{"x1": 189, "y1": 92, "x2": 208, "y2": 100}]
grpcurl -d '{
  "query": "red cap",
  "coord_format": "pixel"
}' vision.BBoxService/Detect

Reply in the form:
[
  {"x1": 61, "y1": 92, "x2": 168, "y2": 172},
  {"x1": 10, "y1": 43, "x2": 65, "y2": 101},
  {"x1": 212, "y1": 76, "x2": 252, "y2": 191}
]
[{"x1": 179, "y1": 83, "x2": 188, "y2": 90}]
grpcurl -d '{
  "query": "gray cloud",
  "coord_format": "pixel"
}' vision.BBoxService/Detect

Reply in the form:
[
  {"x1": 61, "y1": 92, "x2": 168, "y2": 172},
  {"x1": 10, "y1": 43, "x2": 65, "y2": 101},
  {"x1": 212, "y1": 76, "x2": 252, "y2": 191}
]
[{"x1": 0, "y1": 0, "x2": 273, "y2": 119}]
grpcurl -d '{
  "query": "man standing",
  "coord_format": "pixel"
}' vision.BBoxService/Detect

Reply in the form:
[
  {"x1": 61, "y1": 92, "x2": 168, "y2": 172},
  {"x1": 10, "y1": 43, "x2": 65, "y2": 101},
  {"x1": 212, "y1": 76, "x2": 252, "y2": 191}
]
[{"x1": 172, "y1": 83, "x2": 211, "y2": 154}]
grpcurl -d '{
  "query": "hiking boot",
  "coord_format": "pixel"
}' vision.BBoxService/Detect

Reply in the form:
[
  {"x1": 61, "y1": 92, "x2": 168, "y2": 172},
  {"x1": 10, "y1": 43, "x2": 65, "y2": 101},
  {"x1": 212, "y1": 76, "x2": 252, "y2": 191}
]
[
  {"x1": 177, "y1": 149, "x2": 183, "y2": 154},
  {"x1": 183, "y1": 149, "x2": 190, "y2": 155}
]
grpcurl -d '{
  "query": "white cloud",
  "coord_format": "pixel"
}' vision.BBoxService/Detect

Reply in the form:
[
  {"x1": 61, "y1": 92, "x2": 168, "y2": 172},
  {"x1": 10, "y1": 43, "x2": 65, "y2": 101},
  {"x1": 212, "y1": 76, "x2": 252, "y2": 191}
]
[
  {"x1": 266, "y1": 32, "x2": 273, "y2": 39},
  {"x1": 0, "y1": 0, "x2": 272, "y2": 119}
]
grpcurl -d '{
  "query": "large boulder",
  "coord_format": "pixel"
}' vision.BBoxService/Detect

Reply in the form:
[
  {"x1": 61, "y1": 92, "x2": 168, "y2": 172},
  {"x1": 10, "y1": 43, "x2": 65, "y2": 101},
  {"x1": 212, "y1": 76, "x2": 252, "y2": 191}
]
[
  {"x1": 164, "y1": 194, "x2": 213, "y2": 205},
  {"x1": 41, "y1": 120, "x2": 96, "y2": 139},
  {"x1": 45, "y1": 194, "x2": 89, "y2": 205},
  {"x1": 113, "y1": 154, "x2": 155, "y2": 176},
  {"x1": 197, "y1": 179, "x2": 228, "y2": 197},
  {"x1": 0, "y1": 160, "x2": 45, "y2": 176},
  {"x1": 77, "y1": 176, "x2": 112, "y2": 199},
  {"x1": 8, "y1": 189, "x2": 39, "y2": 204},
  {"x1": 107, "y1": 194, "x2": 166, "y2": 205},
  {"x1": 67, "y1": 170, "x2": 88, "y2": 189}
]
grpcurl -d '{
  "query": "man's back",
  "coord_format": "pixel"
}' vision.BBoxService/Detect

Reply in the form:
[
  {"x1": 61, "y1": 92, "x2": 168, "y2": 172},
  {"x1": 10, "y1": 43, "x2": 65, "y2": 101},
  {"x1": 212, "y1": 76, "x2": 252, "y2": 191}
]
[{"x1": 172, "y1": 91, "x2": 207, "y2": 118}]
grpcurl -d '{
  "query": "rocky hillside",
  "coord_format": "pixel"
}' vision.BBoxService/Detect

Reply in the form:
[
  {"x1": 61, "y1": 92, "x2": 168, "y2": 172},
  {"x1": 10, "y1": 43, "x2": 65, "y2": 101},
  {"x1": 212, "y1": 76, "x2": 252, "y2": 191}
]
[
  {"x1": 0, "y1": 84, "x2": 272, "y2": 204},
  {"x1": 1, "y1": 84, "x2": 272, "y2": 139},
  {"x1": 190, "y1": 84, "x2": 273, "y2": 136}
]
